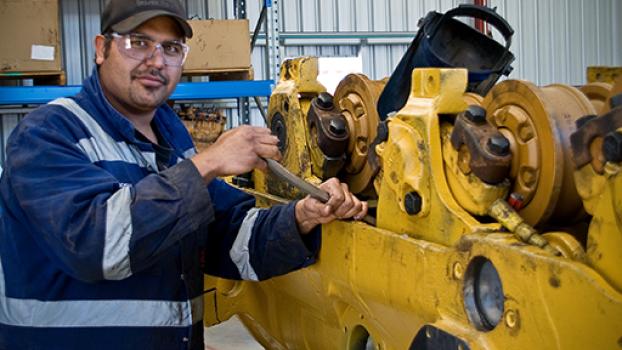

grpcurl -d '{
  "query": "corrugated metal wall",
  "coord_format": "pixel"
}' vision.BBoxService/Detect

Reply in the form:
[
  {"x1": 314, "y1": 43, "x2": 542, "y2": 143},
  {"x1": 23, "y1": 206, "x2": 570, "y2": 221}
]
[
  {"x1": 487, "y1": 0, "x2": 621, "y2": 86},
  {"x1": 1, "y1": 0, "x2": 621, "y2": 168}
]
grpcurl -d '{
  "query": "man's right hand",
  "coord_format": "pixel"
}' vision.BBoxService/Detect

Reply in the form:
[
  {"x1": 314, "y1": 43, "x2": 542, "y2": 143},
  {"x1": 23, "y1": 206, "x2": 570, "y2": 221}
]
[{"x1": 191, "y1": 125, "x2": 281, "y2": 183}]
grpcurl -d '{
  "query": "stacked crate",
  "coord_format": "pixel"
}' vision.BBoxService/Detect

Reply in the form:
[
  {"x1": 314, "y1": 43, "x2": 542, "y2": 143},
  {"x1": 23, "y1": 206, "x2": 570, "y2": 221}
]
[{"x1": 0, "y1": 0, "x2": 65, "y2": 85}]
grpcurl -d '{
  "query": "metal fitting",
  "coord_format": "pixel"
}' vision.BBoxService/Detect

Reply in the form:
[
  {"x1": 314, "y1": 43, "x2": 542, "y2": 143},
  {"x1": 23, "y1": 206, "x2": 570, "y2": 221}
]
[
  {"x1": 602, "y1": 131, "x2": 622, "y2": 163},
  {"x1": 463, "y1": 105, "x2": 487, "y2": 125},
  {"x1": 316, "y1": 92, "x2": 334, "y2": 110},
  {"x1": 487, "y1": 135, "x2": 511, "y2": 156},
  {"x1": 404, "y1": 191, "x2": 422, "y2": 215},
  {"x1": 328, "y1": 118, "x2": 348, "y2": 137}
]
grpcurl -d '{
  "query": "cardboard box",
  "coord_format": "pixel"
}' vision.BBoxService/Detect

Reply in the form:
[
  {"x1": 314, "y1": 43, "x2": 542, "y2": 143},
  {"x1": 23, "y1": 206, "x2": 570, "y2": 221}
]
[
  {"x1": 0, "y1": 0, "x2": 62, "y2": 72},
  {"x1": 184, "y1": 19, "x2": 251, "y2": 73}
]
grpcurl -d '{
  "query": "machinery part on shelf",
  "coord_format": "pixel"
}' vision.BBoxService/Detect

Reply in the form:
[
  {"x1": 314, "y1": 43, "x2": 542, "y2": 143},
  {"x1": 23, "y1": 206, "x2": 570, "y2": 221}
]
[
  {"x1": 580, "y1": 82, "x2": 613, "y2": 115},
  {"x1": 488, "y1": 199, "x2": 559, "y2": 256},
  {"x1": 178, "y1": 105, "x2": 226, "y2": 152},
  {"x1": 377, "y1": 4, "x2": 514, "y2": 119},
  {"x1": 333, "y1": 73, "x2": 387, "y2": 195},
  {"x1": 264, "y1": 56, "x2": 326, "y2": 200},
  {"x1": 571, "y1": 106, "x2": 622, "y2": 291},
  {"x1": 483, "y1": 80, "x2": 596, "y2": 227},
  {"x1": 306, "y1": 92, "x2": 349, "y2": 179},
  {"x1": 375, "y1": 68, "x2": 501, "y2": 246},
  {"x1": 586, "y1": 66, "x2": 622, "y2": 84}
]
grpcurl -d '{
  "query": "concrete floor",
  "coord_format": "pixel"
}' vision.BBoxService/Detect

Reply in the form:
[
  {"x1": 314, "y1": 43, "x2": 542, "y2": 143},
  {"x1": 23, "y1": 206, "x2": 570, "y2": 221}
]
[{"x1": 204, "y1": 316, "x2": 265, "y2": 350}]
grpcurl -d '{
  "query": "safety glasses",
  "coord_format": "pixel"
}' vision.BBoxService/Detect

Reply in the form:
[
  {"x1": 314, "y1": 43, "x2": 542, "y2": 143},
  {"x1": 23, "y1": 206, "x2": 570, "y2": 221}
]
[{"x1": 110, "y1": 32, "x2": 190, "y2": 67}]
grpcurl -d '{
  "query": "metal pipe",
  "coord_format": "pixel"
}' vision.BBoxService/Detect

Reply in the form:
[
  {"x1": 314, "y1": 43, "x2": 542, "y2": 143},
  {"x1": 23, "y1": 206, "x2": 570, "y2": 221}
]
[{"x1": 251, "y1": 5, "x2": 267, "y2": 51}]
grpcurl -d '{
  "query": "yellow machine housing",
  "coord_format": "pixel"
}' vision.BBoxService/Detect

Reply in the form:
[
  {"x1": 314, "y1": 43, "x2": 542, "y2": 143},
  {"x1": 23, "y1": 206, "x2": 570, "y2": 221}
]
[{"x1": 203, "y1": 60, "x2": 622, "y2": 349}]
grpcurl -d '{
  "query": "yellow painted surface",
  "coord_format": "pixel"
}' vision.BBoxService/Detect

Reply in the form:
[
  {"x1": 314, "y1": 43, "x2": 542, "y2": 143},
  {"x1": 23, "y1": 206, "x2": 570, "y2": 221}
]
[{"x1": 202, "y1": 66, "x2": 622, "y2": 349}]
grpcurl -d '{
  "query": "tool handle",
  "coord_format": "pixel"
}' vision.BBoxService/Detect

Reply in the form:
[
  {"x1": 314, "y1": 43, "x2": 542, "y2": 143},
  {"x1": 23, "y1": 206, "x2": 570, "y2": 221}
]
[{"x1": 265, "y1": 159, "x2": 330, "y2": 202}]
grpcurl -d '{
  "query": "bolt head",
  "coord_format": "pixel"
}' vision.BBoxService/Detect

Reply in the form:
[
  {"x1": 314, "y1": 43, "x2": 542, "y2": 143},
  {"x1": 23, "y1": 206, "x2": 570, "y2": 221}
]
[
  {"x1": 404, "y1": 191, "x2": 422, "y2": 215},
  {"x1": 328, "y1": 118, "x2": 348, "y2": 136},
  {"x1": 602, "y1": 131, "x2": 622, "y2": 163},
  {"x1": 464, "y1": 105, "x2": 487, "y2": 124},
  {"x1": 316, "y1": 92, "x2": 334, "y2": 109},
  {"x1": 487, "y1": 135, "x2": 511, "y2": 156}
]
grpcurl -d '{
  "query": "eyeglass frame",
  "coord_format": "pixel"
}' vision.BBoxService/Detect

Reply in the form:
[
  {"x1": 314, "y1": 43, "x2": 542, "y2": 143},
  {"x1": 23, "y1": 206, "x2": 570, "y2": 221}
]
[{"x1": 107, "y1": 32, "x2": 190, "y2": 67}]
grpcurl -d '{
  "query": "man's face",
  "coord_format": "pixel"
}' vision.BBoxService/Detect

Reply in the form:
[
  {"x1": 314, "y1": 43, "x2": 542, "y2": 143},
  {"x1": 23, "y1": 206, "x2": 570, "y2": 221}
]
[{"x1": 95, "y1": 16, "x2": 183, "y2": 115}]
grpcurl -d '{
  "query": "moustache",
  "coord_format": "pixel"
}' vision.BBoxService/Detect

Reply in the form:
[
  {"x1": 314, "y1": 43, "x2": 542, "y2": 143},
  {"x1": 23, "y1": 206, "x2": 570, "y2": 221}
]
[{"x1": 131, "y1": 68, "x2": 169, "y2": 85}]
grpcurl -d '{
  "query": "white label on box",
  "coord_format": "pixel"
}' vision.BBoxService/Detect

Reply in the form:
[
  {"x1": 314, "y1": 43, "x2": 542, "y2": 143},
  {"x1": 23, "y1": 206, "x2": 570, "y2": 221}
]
[{"x1": 31, "y1": 45, "x2": 55, "y2": 61}]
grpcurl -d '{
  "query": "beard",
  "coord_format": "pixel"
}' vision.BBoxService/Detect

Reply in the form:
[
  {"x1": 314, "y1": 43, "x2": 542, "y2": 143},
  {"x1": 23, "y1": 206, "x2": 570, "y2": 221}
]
[{"x1": 129, "y1": 66, "x2": 173, "y2": 109}]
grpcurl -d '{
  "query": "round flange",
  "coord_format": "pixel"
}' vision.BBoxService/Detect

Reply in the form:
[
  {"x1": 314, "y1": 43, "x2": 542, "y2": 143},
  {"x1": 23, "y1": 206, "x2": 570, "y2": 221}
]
[
  {"x1": 463, "y1": 92, "x2": 484, "y2": 107},
  {"x1": 334, "y1": 74, "x2": 387, "y2": 194},
  {"x1": 483, "y1": 80, "x2": 595, "y2": 226},
  {"x1": 580, "y1": 82, "x2": 613, "y2": 115}
]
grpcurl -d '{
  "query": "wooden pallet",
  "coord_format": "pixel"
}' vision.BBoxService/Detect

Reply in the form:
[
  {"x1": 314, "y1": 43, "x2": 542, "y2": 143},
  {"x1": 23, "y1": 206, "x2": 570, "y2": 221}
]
[
  {"x1": 0, "y1": 70, "x2": 66, "y2": 85},
  {"x1": 182, "y1": 67, "x2": 253, "y2": 81}
]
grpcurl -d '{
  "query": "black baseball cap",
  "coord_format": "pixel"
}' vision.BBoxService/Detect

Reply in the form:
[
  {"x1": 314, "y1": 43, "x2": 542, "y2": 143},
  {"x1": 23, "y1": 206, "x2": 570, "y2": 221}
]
[{"x1": 101, "y1": 0, "x2": 193, "y2": 38}]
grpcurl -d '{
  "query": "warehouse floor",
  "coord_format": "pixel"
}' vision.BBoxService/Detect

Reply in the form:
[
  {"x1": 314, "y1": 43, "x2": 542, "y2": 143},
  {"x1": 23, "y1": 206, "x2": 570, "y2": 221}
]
[{"x1": 204, "y1": 316, "x2": 264, "y2": 350}]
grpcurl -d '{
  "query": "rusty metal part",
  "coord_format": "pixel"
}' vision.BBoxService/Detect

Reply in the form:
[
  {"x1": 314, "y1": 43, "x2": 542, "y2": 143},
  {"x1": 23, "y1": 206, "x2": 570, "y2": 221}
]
[
  {"x1": 442, "y1": 122, "x2": 510, "y2": 216},
  {"x1": 580, "y1": 82, "x2": 612, "y2": 114},
  {"x1": 571, "y1": 107, "x2": 622, "y2": 172},
  {"x1": 488, "y1": 199, "x2": 559, "y2": 256},
  {"x1": 483, "y1": 80, "x2": 596, "y2": 226},
  {"x1": 306, "y1": 92, "x2": 349, "y2": 179},
  {"x1": 334, "y1": 74, "x2": 388, "y2": 195},
  {"x1": 450, "y1": 106, "x2": 512, "y2": 184}
]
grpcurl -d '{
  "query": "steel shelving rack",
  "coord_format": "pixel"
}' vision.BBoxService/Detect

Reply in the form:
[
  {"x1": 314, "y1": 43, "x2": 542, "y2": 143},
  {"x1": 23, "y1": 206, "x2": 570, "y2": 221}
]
[{"x1": 0, "y1": 0, "x2": 282, "y2": 126}]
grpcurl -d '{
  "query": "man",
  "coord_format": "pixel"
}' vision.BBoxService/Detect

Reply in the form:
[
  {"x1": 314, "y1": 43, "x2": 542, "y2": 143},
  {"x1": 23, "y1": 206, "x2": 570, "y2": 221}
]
[{"x1": 0, "y1": 1, "x2": 367, "y2": 349}]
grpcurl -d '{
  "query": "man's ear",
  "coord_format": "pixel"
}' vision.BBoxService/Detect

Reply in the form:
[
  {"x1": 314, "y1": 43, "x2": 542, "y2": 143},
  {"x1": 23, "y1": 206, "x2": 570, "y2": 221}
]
[{"x1": 94, "y1": 35, "x2": 107, "y2": 65}]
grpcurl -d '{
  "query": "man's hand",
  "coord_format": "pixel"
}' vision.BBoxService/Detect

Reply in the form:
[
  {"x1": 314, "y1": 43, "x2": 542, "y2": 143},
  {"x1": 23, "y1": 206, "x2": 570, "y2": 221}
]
[
  {"x1": 191, "y1": 125, "x2": 280, "y2": 182},
  {"x1": 294, "y1": 178, "x2": 368, "y2": 234}
]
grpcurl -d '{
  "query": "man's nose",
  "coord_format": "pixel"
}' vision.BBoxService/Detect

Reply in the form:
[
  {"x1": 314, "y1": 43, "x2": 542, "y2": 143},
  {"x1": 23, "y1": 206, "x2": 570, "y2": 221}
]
[{"x1": 144, "y1": 45, "x2": 166, "y2": 69}]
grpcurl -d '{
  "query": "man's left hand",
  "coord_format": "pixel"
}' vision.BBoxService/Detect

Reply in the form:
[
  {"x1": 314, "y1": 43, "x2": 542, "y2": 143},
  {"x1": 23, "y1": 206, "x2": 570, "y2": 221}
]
[{"x1": 294, "y1": 178, "x2": 368, "y2": 234}]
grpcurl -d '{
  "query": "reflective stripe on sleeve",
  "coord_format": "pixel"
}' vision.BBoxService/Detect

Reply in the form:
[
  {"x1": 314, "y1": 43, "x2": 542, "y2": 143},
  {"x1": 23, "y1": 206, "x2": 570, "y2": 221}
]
[
  {"x1": 0, "y1": 260, "x2": 203, "y2": 327},
  {"x1": 103, "y1": 185, "x2": 133, "y2": 280},
  {"x1": 229, "y1": 208, "x2": 261, "y2": 281}
]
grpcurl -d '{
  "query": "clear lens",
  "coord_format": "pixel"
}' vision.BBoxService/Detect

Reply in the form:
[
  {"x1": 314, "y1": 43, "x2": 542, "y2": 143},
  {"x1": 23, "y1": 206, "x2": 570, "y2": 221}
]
[
  {"x1": 463, "y1": 256, "x2": 504, "y2": 331},
  {"x1": 477, "y1": 260, "x2": 504, "y2": 325},
  {"x1": 111, "y1": 33, "x2": 188, "y2": 67}
]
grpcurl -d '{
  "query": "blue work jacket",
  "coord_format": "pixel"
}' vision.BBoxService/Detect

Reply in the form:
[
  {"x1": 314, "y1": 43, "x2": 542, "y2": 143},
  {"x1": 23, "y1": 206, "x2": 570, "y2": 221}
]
[{"x1": 0, "y1": 68, "x2": 319, "y2": 350}]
